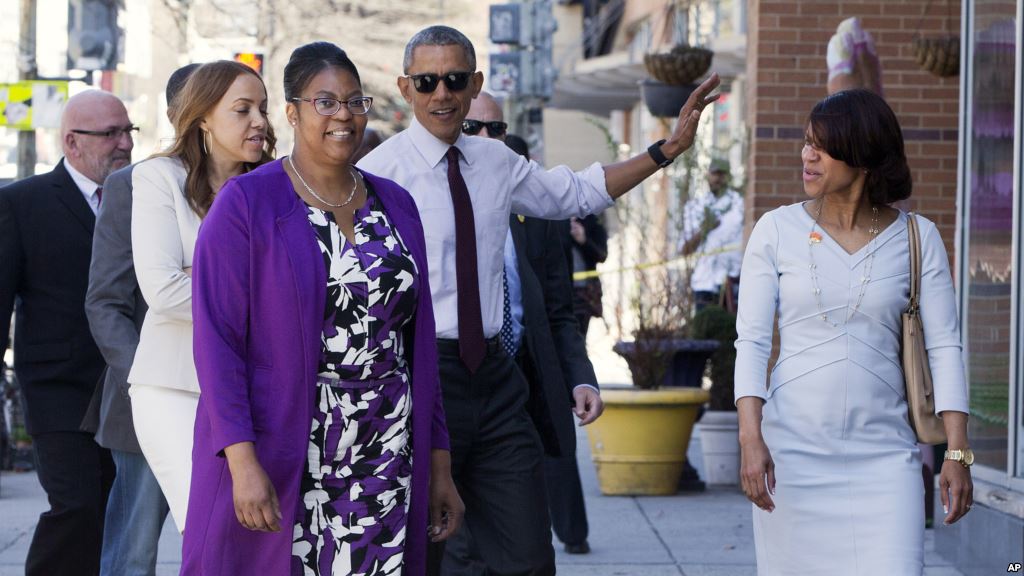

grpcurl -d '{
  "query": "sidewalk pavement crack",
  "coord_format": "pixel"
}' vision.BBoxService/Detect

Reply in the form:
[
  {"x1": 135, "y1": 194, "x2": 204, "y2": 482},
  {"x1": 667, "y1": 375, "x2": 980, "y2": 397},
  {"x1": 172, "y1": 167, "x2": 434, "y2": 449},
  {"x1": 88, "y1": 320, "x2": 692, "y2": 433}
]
[
  {"x1": 0, "y1": 529, "x2": 31, "y2": 555},
  {"x1": 632, "y1": 495, "x2": 686, "y2": 575}
]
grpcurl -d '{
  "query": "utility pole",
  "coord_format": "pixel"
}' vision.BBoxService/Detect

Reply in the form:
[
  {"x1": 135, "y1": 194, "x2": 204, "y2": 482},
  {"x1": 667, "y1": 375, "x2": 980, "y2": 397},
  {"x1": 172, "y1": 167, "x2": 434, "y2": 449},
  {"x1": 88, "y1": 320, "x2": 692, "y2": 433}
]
[{"x1": 17, "y1": 0, "x2": 38, "y2": 179}]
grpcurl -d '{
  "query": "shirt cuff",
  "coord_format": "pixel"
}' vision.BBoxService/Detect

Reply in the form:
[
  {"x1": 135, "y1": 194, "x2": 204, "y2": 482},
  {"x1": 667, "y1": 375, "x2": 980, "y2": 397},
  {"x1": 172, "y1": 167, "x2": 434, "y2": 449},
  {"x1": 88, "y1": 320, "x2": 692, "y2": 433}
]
[{"x1": 573, "y1": 383, "x2": 600, "y2": 395}]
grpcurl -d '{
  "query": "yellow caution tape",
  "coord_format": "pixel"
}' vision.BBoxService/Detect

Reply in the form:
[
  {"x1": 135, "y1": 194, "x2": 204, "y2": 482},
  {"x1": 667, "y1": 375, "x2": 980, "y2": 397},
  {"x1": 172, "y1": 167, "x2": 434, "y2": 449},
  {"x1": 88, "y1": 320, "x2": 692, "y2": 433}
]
[{"x1": 571, "y1": 244, "x2": 741, "y2": 281}]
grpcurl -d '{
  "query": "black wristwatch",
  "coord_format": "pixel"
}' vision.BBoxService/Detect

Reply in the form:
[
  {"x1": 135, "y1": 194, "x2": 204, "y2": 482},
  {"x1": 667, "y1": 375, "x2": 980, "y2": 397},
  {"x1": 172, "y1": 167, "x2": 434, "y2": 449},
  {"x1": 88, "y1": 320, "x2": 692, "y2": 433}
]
[{"x1": 647, "y1": 139, "x2": 673, "y2": 169}]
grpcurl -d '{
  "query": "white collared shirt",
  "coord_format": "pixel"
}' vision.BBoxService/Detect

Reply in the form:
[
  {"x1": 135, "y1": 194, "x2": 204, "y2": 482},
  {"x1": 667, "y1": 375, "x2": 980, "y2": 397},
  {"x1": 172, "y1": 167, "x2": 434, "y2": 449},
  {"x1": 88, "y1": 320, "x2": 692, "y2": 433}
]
[
  {"x1": 358, "y1": 118, "x2": 613, "y2": 338},
  {"x1": 63, "y1": 158, "x2": 102, "y2": 215}
]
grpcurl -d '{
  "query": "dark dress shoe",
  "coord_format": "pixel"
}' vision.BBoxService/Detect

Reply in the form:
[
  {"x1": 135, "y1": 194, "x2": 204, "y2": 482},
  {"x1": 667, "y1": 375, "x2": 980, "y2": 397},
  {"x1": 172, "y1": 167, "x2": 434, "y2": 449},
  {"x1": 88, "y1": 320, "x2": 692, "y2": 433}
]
[{"x1": 564, "y1": 541, "x2": 590, "y2": 554}]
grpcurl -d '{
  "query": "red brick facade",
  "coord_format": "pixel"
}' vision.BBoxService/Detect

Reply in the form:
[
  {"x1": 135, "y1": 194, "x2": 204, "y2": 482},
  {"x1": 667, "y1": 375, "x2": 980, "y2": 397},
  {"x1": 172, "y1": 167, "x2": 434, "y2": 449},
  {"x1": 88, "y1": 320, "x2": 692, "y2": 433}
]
[{"x1": 746, "y1": 0, "x2": 961, "y2": 257}]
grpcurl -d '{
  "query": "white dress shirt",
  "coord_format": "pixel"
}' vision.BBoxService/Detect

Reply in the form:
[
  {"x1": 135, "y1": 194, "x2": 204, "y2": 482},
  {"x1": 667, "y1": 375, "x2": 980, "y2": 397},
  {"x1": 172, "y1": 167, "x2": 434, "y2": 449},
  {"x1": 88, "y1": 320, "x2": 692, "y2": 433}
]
[
  {"x1": 63, "y1": 158, "x2": 102, "y2": 215},
  {"x1": 358, "y1": 119, "x2": 614, "y2": 339},
  {"x1": 681, "y1": 188, "x2": 744, "y2": 292}
]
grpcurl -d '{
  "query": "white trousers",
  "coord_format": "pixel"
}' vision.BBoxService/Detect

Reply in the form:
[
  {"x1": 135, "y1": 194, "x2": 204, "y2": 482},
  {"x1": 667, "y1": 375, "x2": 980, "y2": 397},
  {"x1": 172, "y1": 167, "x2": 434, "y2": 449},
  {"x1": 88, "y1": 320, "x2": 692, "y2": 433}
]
[{"x1": 129, "y1": 384, "x2": 199, "y2": 533}]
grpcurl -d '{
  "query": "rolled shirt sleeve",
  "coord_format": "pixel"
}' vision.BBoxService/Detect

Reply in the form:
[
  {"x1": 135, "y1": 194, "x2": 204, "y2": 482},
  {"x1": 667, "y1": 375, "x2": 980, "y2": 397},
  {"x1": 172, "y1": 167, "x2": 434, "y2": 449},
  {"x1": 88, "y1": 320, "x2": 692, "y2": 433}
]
[{"x1": 509, "y1": 154, "x2": 614, "y2": 220}]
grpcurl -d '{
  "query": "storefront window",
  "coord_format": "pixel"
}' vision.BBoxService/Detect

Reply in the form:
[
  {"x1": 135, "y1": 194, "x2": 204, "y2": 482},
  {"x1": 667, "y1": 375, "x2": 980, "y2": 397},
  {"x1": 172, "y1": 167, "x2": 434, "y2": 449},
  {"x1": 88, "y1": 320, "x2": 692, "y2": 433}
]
[{"x1": 963, "y1": 0, "x2": 1017, "y2": 471}]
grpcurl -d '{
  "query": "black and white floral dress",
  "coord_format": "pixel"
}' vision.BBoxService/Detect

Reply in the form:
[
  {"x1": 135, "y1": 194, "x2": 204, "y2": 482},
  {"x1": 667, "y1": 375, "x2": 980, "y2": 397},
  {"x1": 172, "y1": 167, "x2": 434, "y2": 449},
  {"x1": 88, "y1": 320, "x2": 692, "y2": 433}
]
[{"x1": 291, "y1": 181, "x2": 419, "y2": 576}]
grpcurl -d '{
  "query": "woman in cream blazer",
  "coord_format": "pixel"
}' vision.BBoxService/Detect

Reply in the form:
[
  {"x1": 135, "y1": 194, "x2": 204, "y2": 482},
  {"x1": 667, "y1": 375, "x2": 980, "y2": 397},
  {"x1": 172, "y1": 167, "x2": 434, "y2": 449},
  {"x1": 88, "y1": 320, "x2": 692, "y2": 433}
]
[{"x1": 128, "y1": 61, "x2": 275, "y2": 530}]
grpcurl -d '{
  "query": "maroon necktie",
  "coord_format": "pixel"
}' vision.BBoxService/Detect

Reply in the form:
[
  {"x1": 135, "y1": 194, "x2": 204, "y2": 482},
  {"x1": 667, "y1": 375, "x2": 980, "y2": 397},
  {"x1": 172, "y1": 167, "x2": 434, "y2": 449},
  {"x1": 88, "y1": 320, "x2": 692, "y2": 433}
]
[
  {"x1": 96, "y1": 187, "x2": 102, "y2": 206},
  {"x1": 446, "y1": 147, "x2": 485, "y2": 373}
]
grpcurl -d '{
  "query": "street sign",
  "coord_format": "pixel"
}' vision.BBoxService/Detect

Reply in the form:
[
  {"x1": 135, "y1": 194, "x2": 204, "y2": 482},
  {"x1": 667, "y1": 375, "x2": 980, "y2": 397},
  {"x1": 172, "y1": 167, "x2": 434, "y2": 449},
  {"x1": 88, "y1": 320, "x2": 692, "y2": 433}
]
[
  {"x1": 489, "y1": 4, "x2": 524, "y2": 45},
  {"x1": 0, "y1": 81, "x2": 70, "y2": 131},
  {"x1": 490, "y1": 52, "x2": 526, "y2": 95},
  {"x1": 487, "y1": 2, "x2": 557, "y2": 99}
]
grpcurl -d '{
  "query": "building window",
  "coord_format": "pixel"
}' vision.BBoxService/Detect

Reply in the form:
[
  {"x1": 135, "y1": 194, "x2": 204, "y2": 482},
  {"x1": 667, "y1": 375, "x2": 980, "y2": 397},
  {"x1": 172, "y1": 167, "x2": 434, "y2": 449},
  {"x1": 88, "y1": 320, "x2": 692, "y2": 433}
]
[{"x1": 962, "y1": 0, "x2": 1017, "y2": 473}]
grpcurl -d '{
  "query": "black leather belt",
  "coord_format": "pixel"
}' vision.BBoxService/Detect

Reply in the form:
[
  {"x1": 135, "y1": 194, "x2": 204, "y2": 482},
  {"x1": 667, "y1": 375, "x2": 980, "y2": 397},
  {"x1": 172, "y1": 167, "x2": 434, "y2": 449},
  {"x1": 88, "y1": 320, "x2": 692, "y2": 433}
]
[{"x1": 436, "y1": 336, "x2": 502, "y2": 356}]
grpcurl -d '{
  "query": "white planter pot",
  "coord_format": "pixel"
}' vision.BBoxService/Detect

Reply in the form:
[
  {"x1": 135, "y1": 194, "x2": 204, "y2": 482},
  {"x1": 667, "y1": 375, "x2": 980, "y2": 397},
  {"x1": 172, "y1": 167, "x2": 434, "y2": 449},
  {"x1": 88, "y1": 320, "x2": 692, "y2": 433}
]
[{"x1": 696, "y1": 410, "x2": 740, "y2": 486}]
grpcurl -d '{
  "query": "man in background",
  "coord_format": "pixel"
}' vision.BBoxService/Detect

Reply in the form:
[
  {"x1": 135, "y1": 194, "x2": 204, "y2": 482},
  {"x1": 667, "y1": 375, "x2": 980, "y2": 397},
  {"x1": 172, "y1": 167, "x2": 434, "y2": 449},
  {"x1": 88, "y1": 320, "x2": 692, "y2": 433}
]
[
  {"x1": 457, "y1": 91, "x2": 600, "y2": 560},
  {"x1": 83, "y1": 63, "x2": 199, "y2": 576},
  {"x1": 679, "y1": 158, "x2": 743, "y2": 313},
  {"x1": 0, "y1": 90, "x2": 134, "y2": 576}
]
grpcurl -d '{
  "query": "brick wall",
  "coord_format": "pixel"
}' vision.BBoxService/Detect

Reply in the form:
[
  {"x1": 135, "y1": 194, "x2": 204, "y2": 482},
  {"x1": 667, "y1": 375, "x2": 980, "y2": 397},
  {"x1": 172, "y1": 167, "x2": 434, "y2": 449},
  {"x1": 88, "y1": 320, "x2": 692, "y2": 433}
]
[{"x1": 746, "y1": 0, "x2": 961, "y2": 257}]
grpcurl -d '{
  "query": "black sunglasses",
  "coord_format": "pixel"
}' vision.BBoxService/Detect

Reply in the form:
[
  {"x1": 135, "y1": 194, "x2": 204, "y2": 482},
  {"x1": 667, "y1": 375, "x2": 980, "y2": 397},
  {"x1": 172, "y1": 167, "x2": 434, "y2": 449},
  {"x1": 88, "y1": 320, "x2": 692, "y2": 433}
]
[
  {"x1": 462, "y1": 119, "x2": 508, "y2": 138},
  {"x1": 405, "y1": 71, "x2": 473, "y2": 94}
]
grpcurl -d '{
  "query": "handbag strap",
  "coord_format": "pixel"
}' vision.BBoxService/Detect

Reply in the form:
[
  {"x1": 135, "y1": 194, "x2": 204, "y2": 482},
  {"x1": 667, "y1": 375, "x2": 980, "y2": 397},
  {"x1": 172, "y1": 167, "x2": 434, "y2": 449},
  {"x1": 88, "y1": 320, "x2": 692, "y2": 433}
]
[{"x1": 906, "y1": 212, "x2": 923, "y2": 313}]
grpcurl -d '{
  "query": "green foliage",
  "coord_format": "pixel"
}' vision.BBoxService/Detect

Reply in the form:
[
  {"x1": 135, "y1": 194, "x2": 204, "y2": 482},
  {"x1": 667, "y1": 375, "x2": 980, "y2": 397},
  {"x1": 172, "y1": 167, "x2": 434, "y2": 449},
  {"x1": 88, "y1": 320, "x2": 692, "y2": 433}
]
[
  {"x1": 690, "y1": 304, "x2": 737, "y2": 410},
  {"x1": 11, "y1": 424, "x2": 30, "y2": 444}
]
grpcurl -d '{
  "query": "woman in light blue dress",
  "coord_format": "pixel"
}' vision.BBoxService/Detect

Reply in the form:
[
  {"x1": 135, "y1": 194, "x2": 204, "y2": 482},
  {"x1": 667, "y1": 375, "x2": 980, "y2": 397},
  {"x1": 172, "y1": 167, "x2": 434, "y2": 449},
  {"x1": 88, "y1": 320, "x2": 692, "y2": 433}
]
[{"x1": 734, "y1": 89, "x2": 974, "y2": 575}]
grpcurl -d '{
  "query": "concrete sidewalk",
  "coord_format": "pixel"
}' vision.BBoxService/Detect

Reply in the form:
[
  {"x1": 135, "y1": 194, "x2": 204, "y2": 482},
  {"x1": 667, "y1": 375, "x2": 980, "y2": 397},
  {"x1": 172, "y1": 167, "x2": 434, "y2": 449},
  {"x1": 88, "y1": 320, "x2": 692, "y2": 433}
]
[{"x1": 0, "y1": 425, "x2": 964, "y2": 576}]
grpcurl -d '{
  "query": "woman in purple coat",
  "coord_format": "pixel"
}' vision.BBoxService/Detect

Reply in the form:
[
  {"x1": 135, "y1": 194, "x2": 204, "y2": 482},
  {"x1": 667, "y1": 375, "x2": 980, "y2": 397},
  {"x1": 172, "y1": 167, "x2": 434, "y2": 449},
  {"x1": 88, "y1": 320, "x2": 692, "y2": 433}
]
[{"x1": 182, "y1": 42, "x2": 464, "y2": 575}]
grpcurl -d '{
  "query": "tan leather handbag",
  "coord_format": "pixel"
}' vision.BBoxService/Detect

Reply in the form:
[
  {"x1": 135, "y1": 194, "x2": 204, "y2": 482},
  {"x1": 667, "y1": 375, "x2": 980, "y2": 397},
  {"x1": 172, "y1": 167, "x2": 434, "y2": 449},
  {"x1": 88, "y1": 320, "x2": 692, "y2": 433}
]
[{"x1": 903, "y1": 214, "x2": 947, "y2": 444}]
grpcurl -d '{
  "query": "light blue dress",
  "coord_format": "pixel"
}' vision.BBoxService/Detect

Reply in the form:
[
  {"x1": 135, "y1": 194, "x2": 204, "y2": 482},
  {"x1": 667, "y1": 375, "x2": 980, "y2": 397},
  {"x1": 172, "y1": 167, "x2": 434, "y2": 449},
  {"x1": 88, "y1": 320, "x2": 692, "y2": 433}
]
[{"x1": 734, "y1": 203, "x2": 969, "y2": 576}]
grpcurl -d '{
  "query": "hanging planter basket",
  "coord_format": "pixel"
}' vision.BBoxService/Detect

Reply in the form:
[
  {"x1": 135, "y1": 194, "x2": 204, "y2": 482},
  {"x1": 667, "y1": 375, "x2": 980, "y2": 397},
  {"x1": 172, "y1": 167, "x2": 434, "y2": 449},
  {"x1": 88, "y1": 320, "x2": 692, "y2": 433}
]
[
  {"x1": 640, "y1": 79, "x2": 698, "y2": 118},
  {"x1": 911, "y1": 0, "x2": 959, "y2": 78},
  {"x1": 643, "y1": 44, "x2": 714, "y2": 86},
  {"x1": 912, "y1": 35, "x2": 960, "y2": 78}
]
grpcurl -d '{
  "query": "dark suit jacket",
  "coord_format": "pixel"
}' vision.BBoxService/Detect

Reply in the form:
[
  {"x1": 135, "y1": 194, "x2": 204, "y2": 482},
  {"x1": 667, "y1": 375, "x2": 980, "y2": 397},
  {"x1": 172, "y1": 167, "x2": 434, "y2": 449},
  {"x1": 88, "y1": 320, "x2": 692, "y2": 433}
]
[
  {"x1": 0, "y1": 159, "x2": 106, "y2": 435},
  {"x1": 510, "y1": 215, "x2": 598, "y2": 458},
  {"x1": 82, "y1": 165, "x2": 146, "y2": 452}
]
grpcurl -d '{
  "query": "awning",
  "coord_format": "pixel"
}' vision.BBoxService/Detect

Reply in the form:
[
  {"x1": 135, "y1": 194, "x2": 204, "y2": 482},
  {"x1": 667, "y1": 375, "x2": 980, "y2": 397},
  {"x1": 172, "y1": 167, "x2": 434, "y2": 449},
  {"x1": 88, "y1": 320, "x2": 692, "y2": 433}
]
[{"x1": 549, "y1": 35, "x2": 746, "y2": 115}]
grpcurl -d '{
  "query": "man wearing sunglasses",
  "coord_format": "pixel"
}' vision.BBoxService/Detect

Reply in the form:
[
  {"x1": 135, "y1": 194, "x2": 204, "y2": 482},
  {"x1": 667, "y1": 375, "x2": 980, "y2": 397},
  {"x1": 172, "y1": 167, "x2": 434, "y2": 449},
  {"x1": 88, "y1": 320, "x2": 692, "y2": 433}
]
[
  {"x1": 359, "y1": 24, "x2": 719, "y2": 576},
  {"x1": 0, "y1": 90, "x2": 134, "y2": 576},
  {"x1": 461, "y1": 91, "x2": 599, "y2": 562}
]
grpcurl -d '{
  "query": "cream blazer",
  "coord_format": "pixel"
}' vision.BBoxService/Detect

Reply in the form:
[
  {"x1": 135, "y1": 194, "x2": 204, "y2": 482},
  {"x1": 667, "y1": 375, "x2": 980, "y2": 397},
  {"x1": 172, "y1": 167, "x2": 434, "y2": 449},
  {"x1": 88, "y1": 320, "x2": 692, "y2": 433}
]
[{"x1": 128, "y1": 156, "x2": 201, "y2": 393}]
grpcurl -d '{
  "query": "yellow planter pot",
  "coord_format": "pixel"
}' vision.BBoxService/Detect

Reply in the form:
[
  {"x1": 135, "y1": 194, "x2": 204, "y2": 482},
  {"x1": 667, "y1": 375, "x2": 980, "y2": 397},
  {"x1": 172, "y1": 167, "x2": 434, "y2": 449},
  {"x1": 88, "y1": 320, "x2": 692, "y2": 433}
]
[{"x1": 587, "y1": 387, "x2": 710, "y2": 496}]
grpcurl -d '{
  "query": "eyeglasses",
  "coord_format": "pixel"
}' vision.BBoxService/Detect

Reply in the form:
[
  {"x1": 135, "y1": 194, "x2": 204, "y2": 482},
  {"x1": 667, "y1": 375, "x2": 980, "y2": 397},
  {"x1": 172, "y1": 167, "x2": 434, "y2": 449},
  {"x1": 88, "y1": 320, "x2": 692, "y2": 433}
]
[
  {"x1": 404, "y1": 71, "x2": 473, "y2": 94},
  {"x1": 71, "y1": 126, "x2": 139, "y2": 139},
  {"x1": 290, "y1": 96, "x2": 373, "y2": 116},
  {"x1": 462, "y1": 119, "x2": 507, "y2": 138}
]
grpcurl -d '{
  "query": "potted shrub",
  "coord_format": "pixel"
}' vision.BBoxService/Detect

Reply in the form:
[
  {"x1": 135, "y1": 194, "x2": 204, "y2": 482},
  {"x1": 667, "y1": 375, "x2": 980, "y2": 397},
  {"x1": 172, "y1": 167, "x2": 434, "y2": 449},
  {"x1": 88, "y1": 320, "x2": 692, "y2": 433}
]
[
  {"x1": 585, "y1": 126, "x2": 720, "y2": 496},
  {"x1": 588, "y1": 271, "x2": 714, "y2": 495},
  {"x1": 690, "y1": 305, "x2": 740, "y2": 486}
]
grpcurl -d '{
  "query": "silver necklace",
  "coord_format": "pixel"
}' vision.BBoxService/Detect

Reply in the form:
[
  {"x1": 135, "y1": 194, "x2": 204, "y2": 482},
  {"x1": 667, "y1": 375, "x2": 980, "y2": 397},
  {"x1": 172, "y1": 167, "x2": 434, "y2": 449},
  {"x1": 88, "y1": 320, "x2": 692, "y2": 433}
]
[
  {"x1": 807, "y1": 200, "x2": 880, "y2": 327},
  {"x1": 287, "y1": 155, "x2": 360, "y2": 209}
]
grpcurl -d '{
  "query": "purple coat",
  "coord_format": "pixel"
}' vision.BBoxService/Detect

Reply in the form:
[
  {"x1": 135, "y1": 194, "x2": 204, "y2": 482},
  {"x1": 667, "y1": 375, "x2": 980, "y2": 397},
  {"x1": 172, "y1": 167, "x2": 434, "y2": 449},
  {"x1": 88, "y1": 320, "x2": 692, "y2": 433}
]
[{"x1": 181, "y1": 159, "x2": 449, "y2": 575}]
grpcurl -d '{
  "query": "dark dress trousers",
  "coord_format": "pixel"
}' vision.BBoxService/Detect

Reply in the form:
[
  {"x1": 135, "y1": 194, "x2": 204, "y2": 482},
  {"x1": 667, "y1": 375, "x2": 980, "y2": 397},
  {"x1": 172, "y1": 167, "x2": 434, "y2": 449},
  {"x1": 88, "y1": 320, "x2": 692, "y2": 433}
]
[
  {"x1": 0, "y1": 159, "x2": 114, "y2": 576},
  {"x1": 443, "y1": 215, "x2": 600, "y2": 575}
]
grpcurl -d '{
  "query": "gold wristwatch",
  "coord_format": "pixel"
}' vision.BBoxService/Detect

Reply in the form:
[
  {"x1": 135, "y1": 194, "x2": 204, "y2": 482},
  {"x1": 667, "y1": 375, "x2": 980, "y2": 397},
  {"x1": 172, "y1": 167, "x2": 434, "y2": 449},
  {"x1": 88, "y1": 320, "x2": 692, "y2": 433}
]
[{"x1": 944, "y1": 448, "x2": 975, "y2": 468}]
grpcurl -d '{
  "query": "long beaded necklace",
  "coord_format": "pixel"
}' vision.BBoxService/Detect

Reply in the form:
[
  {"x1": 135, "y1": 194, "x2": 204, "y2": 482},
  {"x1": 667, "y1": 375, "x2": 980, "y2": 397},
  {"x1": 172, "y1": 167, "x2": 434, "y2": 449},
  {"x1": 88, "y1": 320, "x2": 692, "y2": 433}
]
[
  {"x1": 287, "y1": 155, "x2": 360, "y2": 209},
  {"x1": 807, "y1": 200, "x2": 880, "y2": 327}
]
